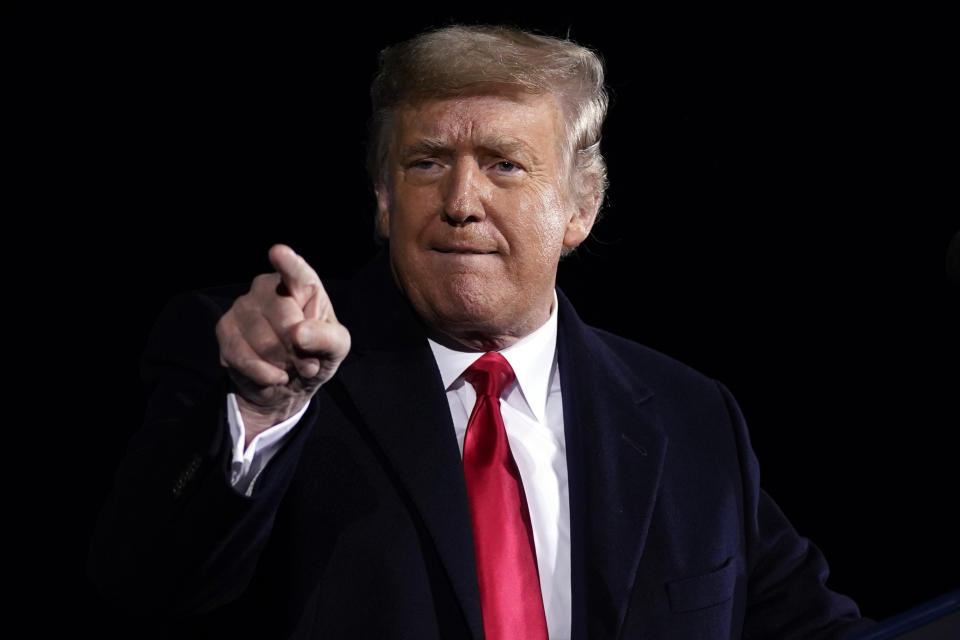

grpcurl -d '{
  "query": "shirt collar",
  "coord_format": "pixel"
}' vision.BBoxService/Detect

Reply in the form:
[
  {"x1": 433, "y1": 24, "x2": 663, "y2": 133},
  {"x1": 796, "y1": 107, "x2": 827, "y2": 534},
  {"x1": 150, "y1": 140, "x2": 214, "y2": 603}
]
[{"x1": 428, "y1": 290, "x2": 559, "y2": 424}]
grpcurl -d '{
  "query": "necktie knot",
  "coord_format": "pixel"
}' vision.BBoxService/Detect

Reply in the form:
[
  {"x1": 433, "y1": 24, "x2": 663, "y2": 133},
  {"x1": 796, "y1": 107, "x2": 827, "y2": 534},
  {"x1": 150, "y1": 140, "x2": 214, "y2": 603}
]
[{"x1": 463, "y1": 352, "x2": 515, "y2": 399}]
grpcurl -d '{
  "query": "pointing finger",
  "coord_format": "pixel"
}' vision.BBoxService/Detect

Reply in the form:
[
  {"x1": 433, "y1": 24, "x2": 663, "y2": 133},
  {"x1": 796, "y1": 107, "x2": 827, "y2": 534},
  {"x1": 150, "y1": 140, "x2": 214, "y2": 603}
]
[{"x1": 268, "y1": 244, "x2": 321, "y2": 308}]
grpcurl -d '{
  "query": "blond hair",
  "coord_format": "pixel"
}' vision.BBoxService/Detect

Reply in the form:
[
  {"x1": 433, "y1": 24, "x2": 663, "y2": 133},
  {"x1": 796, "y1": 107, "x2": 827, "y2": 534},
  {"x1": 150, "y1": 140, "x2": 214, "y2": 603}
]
[{"x1": 368, "y1": 24, "x2": 608, "y2": 212}]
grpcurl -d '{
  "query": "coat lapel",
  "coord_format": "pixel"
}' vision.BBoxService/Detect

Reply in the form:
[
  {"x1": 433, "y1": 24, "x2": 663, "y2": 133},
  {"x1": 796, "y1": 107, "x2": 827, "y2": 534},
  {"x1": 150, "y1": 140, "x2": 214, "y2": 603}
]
[
  {"x1": 556, "y1": 291, "x2": 668, "y2": 640},
  {"x1": 330, "y1": 254, "x2": 484, "y2": 639}
]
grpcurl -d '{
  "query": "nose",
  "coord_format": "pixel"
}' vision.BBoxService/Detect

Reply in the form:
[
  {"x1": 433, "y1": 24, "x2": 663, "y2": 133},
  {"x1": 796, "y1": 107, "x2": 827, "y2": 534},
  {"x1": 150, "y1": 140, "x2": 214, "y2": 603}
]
[{"x1": 442, "y1": 159, "x2": 486, "y2": 225}]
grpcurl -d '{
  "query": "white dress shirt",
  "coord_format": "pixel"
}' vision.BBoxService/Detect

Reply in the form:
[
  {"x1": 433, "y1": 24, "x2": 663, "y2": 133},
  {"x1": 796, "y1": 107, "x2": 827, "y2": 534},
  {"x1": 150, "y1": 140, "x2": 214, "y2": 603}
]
[
  {"x1": 427, "y1": 293, "x2": 570, "y2": 639},
  {"x1": 227, "y1": 293, "x2": 571, "y2": 639}
]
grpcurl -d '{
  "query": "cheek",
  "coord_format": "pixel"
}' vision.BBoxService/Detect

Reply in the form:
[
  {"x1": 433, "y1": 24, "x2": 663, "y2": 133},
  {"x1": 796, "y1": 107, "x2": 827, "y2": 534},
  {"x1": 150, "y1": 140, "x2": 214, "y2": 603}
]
[
  {"x1": 392, "y1": 185, "x2": 443, "y2": 234},
  {"x1": 517, "y1": 186, "x2": 572, "y2": 263}
]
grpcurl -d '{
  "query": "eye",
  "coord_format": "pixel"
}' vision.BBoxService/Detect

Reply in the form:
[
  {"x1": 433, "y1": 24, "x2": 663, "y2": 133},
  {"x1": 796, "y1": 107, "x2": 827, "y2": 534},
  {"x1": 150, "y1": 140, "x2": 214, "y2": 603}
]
[
  {"x1": 411, "y1": 159, "x2": 440, "y2": 170},
  {"x1": 494, "y1": 161, "x2": 521, "y2": 173}
]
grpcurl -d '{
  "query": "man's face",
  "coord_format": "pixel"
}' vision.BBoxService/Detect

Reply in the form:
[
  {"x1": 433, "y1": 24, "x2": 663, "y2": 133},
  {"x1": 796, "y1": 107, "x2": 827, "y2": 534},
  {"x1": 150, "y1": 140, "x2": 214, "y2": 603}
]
[{"x1": 377, "y1": 88, "x2": 597, "y2": 350}]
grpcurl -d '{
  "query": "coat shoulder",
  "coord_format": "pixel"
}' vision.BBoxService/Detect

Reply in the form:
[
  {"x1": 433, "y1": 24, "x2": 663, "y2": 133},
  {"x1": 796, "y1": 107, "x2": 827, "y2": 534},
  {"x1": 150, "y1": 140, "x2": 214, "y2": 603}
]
[{"x1": 586, "y1": 325, "x2": 731, "y2": 412}]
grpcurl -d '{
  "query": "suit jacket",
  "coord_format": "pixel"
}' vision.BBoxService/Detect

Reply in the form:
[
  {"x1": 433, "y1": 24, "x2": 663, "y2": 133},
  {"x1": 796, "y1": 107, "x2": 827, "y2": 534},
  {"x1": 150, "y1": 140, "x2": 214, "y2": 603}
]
[{"x1": 90, "y1": 252, "x2": 872, "y2": 639}]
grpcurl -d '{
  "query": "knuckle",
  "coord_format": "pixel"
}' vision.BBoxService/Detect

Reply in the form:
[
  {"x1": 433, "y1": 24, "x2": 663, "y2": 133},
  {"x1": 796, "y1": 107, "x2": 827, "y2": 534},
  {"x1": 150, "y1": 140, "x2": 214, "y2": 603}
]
[
  {"x1": 247, "y1": 330, "x2": 281, "y2": 356},
  {"x1": 233, "y1": 294, "x2": 258, "y2": 317},
  {"x1": 216, "y1": 307, "x2": 242, "y2": 329},
  {"x1": 251, "y1": 272, "x2": 280, "y2": 295},
  {"x1": 252, "y1": 272, "x2": 274, "y2": 287}
]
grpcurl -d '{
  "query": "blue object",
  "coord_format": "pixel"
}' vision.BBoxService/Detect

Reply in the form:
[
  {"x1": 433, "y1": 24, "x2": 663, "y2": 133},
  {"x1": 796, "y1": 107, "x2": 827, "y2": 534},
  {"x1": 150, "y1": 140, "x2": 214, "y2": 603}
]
[{"x1": 852, "y1": 589, "x2": 960, "y2": 639}]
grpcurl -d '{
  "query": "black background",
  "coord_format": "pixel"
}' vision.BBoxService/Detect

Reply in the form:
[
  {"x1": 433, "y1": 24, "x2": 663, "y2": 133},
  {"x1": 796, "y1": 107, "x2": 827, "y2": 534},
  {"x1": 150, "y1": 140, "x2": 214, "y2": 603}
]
[{"x1": 16, "y1": 3, "x2": 957, "y2": 634}]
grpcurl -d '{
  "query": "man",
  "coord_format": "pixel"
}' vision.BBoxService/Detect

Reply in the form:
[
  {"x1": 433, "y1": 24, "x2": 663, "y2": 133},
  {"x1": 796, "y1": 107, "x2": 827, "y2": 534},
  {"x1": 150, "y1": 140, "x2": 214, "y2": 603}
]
[{"x1": 91, "y1": 25, "x2": 873, "y2": 638}]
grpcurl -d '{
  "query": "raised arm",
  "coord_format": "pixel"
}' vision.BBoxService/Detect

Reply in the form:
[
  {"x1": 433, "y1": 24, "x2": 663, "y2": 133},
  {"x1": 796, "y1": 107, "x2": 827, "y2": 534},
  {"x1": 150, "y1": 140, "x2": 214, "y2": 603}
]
[{"x1": 89, "y1": 246, "x2": 349, "y2": 618}]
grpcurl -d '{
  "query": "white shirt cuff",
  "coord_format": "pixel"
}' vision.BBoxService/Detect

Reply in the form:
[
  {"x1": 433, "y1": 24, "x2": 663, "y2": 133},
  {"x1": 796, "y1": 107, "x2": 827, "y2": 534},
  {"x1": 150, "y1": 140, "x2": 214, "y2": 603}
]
[{"x1": 226, "y1": 393, "x2": 310, "y2": 496}]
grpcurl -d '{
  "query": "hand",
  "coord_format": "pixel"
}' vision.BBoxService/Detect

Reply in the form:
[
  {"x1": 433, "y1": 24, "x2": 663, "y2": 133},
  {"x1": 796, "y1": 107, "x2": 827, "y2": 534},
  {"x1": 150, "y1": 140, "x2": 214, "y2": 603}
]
[{"x1": 215, "y1": 244, "x2": 351, "y2": 445}]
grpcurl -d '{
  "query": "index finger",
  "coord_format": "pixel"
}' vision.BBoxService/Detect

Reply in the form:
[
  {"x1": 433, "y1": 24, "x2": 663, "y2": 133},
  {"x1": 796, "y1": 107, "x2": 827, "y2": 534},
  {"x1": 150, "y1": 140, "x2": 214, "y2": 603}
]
[{"x1": 268, "y1": 244, "x2": 321, "y2": 308}]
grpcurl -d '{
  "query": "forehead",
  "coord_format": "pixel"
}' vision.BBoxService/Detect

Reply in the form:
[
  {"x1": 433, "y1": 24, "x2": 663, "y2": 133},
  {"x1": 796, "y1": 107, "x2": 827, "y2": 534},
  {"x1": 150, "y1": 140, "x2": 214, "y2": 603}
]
[{"x1": 391, "y1": 90, "x2": 563, "y2": 156}]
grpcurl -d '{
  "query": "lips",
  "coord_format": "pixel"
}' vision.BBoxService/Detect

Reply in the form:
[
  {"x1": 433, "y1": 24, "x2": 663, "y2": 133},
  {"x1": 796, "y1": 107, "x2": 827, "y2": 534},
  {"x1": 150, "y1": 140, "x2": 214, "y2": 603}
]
[
  {"x1": 434, "y1": 249, "x2": 497, "y2": 254},
  {"x1": 431, "y1": 244, "x2": 498, "y2": 254}
]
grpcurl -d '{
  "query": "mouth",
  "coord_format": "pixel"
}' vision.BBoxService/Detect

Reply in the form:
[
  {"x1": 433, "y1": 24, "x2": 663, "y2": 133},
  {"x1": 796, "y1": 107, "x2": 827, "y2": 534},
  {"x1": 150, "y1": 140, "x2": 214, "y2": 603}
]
[{"x1": 431, "y1": 247, "x2": 498, "y2": 255}]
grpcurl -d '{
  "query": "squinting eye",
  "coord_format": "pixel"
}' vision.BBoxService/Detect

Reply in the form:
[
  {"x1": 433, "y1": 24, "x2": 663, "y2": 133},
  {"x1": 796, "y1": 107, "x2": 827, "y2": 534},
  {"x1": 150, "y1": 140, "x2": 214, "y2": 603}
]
[
  {"x1": 412, "y1": 160, "x2": 438, "y2": 170},
  {"x1": 496, "y1": 161, "x2": 520, "y2": 172}
]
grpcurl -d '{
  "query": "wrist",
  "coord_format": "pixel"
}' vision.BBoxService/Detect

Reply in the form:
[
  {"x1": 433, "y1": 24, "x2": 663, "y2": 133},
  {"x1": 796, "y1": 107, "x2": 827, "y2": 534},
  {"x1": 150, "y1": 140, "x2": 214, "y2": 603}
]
[{"x1": 236, "y1": 396, "x2": 308, "y2": 447}]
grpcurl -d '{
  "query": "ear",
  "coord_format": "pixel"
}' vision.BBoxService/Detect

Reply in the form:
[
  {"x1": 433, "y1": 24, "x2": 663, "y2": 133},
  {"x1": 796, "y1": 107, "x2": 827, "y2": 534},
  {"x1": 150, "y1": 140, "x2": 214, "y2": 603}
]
[
  {"x1": 375, "y1": 184, "x2": 391, "y2": 239},
  {"x1": 562, "y1": 191, "x2": 601, "y2": 249}
]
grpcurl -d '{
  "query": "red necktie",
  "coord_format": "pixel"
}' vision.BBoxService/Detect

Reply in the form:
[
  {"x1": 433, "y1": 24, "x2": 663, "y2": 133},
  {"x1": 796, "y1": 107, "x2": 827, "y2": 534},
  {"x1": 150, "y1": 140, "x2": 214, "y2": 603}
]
[{"x1": 462, "y1": 352, "x2": 549, "y2": 640}]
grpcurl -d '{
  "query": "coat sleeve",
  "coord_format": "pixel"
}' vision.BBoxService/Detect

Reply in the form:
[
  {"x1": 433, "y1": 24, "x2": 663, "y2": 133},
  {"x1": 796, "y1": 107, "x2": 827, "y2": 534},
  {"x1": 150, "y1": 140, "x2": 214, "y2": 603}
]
[
  {"x1": 717, "y1": 382, "x2": 876, "y2": 639},
  {"x1": 87, "y1": 289, "x2": 317, "y2": 618}
]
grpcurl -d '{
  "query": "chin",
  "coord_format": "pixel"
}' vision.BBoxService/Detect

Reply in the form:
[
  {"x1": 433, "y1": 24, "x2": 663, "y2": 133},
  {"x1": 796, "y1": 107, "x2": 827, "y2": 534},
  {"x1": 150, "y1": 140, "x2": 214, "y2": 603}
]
[
  {"x1": 427, "y1": 284, "x2": 511, "y2": 334},
  {"x1": 436, "y1": 294, "x2": 502, "y2": 329}
]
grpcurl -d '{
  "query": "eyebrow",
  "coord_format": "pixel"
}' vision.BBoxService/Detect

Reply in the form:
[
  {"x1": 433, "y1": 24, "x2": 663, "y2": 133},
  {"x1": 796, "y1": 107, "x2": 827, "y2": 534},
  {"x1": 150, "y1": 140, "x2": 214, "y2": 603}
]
[
  {"x1": 398, "y1": 139, "x2": 450, "y2": 160},
  {"x1": 398, "y1": 135, "x2": 538, "y2": 161}
]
